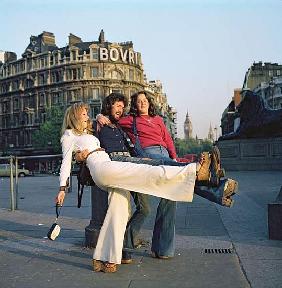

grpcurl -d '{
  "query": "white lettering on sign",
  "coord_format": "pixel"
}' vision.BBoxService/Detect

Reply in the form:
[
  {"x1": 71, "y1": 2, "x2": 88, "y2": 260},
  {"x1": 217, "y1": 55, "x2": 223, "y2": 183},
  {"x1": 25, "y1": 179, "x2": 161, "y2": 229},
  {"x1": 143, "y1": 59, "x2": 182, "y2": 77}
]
[
  {"x1": 99, "y1": 48, "x2": 139, "y2": 65},
  {"x1": 110, "y1": 48, "x2": 119, "y2": 62},
  {"x1": 119, "y1": 48, "x2": 128, "y2": 62},
  {"x1": 128, "y1": 50, "x2": 134, "y2": 64},
  {"x1": 99, "y1": 48, "x2": 108, "y2": 61}
]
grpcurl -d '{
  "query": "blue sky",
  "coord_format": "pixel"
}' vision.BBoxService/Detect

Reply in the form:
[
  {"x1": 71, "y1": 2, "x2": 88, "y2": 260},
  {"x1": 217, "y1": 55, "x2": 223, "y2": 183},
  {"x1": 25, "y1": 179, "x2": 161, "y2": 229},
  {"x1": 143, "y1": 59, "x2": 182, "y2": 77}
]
[{"x1": 1, "y1": 0, "x2": 282, "y2": 138}]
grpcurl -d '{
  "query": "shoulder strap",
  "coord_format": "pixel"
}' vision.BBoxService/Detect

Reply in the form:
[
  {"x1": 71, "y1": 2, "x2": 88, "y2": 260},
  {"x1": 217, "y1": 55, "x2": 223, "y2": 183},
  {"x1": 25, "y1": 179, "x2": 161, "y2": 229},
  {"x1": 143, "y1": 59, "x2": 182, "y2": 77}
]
[
  {"x1": 116, "y1": 124, "x2": 135, "y2": 155},
  {"x1": 132, "y1": 116, "x2": 138, "y2": 136},
  {"x1": 77, "y1": 162, "x2": 86, "y2": 208},
  {"x1": 77, "y1": 182, "x2": 84, "y2": 208},
  {"x1": 92, "y1": 121, "x2": 100, "y2": 138}
]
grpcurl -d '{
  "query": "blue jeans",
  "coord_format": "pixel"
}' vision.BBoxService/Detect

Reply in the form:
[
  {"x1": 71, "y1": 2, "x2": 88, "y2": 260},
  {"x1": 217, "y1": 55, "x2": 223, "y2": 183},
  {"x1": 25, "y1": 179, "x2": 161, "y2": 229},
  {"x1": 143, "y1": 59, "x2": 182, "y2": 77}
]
[{"x1": 143, "y1": 145, "x2": 176, "y2": 257}]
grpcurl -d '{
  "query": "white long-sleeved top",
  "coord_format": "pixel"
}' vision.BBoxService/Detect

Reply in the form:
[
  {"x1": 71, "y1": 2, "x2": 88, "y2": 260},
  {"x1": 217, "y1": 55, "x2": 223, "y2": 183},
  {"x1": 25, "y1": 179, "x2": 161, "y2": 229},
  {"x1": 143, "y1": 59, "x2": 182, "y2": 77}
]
[{"x1": 59, "y1": 129, "x2": 107, "y2": 186}]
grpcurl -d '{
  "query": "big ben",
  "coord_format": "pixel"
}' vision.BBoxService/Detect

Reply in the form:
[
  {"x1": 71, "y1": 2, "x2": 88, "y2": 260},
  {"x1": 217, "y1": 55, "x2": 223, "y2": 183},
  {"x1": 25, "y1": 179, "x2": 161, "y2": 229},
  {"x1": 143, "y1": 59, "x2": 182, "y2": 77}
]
[{"x1": 184, "y1": 111, "x2": 192, "y2": 139}]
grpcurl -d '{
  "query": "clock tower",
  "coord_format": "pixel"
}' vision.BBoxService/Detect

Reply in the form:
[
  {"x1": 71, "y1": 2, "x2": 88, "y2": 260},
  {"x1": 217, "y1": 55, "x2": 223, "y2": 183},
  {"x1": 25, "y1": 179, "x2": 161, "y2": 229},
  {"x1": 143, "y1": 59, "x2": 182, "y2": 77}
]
[{"x1": 184, "y1": 111, "x2": 193, "y2": 140}]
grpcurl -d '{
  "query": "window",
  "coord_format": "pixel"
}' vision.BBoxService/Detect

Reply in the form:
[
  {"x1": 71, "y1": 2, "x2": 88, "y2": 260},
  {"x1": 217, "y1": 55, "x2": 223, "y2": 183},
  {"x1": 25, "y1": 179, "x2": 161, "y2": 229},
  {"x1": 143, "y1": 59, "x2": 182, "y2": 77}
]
[
  {"x1": 50, "y1": 55, "x2": 54, "y2": 66},
  {"x1": 277, "y1": 70, "x2": 281, "y2": 76},
  {"x1": 92, "y1": 67, "x2": 99, "y2": 77},
  {"x1": 73, "y1": 69, "x2": 77, "y2": 80},
  {"x1": 269, "y1": 70, "x2": 273, "y2": 77},
  {"x1": 72, "y1": 51, "x2": 77, "y2": 61},
  {"x1": 58, "y1": 92, "x2": 63, "y2": 104},
  {"x1": 129, "y1": 69, "x2": 134, "y2": 81},
  {"x1": 111, "y1": 89, "x2": 122, "y2": 94},
  {"x1": 14, "y1": 115, "x2": 19, "y2": 127},
  {"x1": 12, "y1": 80, "x2": 19, "y2": 90},
  {"x1": 92, "y1": 48, "x2": 98, "y2": 60},
  {"x1": 40, "y1": 58, "x2": 45, "y2": 68},
  {"x1": 38, "y1": 74, "x2": 45, "y2": 85},
  {"x1": 14, "y1": 98, "x2": 19, "y2": 110},
  {"x1": 130, "y1": 89, "x2": 137, "y2": 97},
  {"x1": 51, "y1": 71, "x2": 60, "y2": 83},
  {"x1": 25, "y1": 78, "x2": 33, "y2": 88},
  {"x1": 90, "y1": 105, "x2": 101, "y2": 119},
  {"x1": 111, "y1": 70, "x2": 121, "y2": 80},
  {"x1": 52, "y1": 93, "x2": 59, "y2": 105},
  {"x1": 2, "y1": 101, "x2": 9, "y2": 113},
  {"x1": 39, "y1": 93, "x2": 45, "y2": 106},
  {"x1": 91, "y1": 88, "x2": 99, "y2": 99}
]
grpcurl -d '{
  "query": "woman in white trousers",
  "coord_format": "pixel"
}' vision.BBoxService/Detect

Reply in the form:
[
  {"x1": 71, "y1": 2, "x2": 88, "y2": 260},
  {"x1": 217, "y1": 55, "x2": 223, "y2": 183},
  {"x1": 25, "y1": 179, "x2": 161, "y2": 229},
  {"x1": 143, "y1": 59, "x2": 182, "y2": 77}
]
[{"x1": 55, "y1": 103, "x2": 237, "y2": 273}]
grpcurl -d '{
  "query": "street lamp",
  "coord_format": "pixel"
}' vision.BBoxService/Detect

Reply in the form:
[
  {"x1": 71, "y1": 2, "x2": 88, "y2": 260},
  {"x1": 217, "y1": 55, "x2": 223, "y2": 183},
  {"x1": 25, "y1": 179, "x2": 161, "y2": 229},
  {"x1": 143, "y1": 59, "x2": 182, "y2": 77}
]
[
  {"x1": 214, "y1": 126, "x2": 218, "y2": 142},
  {"x1": 269, "y1": 80, "x2": 275, "y2": 109}
]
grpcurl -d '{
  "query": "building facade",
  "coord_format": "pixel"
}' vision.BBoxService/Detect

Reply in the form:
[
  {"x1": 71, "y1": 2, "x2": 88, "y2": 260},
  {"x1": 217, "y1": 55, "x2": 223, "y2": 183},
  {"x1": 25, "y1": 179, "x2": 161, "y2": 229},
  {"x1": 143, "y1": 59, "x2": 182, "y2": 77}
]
[
  {"x1": 253, "y1": 77, "x2": 282, "y2": 110},
  {"x1": 221, "y1": 88, "x2": 242, "y2": 136},
  {"x1": 242, "y1": 62, "x2": 282, "y2": 91},
  {"x1": 0, "y1": 30, "x2": 176, "y2": 157}
]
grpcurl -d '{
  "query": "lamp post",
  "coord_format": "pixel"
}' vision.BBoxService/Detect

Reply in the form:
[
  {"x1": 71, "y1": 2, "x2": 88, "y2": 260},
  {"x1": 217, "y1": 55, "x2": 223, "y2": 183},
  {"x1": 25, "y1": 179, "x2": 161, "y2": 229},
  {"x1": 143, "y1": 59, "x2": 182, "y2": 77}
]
[
  {"x1": 214, "y1": 126, "x2": 218, "y2": 142},
  {"x1": 269, "y1": 80, "x2": 275, "y2": 109}
]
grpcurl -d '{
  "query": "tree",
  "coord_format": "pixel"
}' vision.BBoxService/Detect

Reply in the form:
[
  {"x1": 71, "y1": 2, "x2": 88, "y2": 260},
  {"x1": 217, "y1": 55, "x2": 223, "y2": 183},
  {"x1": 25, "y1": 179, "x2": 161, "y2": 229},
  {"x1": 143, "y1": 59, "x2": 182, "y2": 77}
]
[
  {"x1": 175, "y1": 138, "x2": 213, "y2": 157},
  {"x1": 32, "y1": 106, "x2": 64, "y2": 154}
]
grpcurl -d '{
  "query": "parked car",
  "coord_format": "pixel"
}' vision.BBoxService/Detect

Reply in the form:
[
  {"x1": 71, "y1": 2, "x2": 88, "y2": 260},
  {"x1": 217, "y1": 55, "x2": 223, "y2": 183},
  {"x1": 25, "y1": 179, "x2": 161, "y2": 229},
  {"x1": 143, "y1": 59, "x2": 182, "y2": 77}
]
[
  {"x1": 0, "y1": 163, "x2": 30, "y2": 177},
  {"x1": 52, "y1": 163, "x2": 80, "y2": 176}
]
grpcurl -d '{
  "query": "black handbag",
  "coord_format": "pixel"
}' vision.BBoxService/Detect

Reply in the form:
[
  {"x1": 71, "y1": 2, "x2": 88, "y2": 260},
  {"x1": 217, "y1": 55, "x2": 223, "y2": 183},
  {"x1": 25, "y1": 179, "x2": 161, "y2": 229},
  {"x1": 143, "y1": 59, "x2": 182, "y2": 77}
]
[
  {"x1": 132, "y1": 117, "x2": 148, "y2": 158},
  {"x1": 77, "y1": 162, "x2": 95, "y2": 208},
  {"x1": 47, "y1": 204, "x2": 62, "y2": 241}
]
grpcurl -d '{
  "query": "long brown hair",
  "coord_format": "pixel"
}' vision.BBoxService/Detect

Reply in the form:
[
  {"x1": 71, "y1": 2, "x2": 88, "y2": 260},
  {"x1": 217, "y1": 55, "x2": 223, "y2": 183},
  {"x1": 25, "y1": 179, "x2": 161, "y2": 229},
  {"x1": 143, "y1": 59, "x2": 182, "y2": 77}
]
[
  {"x1": 129, "y1": 91, "x2": 157, "y2": 116},
  {"x1": 61, "y1": 102, "x2": 93, "y2": 135}
]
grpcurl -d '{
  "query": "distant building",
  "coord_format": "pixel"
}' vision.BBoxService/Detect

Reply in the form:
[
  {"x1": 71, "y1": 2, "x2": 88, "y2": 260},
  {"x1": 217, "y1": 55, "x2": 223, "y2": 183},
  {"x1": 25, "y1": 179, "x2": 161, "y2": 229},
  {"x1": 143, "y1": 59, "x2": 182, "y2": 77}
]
[
  {"x1": 253, "y1": 77, "x2": 282, "y2": 110},
  {"x1": 242, "y1": 61, "x2": 282, "y2": 91},
  {"x1": 221, "y1": 88, "x2": 242, "y2": 136},
  {"x1": 184, "y1": 111, "x2": 192, "y2": 140},
  {"x1": 207, "y1": 123, "x2": 214, "y2": 142},
  {"x1": 0, "y1": 30, "x2": 176, "y2": 157},
  {"x1": 0, "y1": 51, "x2": 5, "y2": 64}
]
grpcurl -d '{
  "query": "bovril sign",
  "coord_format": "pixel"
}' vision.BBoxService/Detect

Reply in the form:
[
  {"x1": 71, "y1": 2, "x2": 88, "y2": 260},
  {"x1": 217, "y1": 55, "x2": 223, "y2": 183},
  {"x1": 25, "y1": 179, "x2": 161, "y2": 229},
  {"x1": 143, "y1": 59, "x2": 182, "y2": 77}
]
[{"x1": 99, "y1": 47, "x2": 139, "y2": 65}]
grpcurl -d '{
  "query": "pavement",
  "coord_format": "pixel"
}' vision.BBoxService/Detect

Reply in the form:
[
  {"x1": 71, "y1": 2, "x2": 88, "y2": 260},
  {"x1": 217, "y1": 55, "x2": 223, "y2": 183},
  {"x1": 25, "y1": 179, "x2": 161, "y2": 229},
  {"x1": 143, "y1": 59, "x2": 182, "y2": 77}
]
[{"x1": 0, "y1": 171, "x2": 282, "y2": 288}]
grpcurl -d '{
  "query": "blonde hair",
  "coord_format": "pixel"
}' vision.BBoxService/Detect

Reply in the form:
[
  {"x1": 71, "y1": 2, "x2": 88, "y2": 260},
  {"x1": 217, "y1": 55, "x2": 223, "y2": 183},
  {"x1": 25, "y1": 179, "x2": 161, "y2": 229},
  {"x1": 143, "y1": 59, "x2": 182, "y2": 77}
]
[{"x1": 61, "y1": 102, "x2": 93, "y2": 135}]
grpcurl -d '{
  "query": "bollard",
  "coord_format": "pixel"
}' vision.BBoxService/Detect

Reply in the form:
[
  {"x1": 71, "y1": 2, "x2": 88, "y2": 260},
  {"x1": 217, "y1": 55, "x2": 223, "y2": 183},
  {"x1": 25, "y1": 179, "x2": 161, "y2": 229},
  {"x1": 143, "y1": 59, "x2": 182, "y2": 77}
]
[
  {"x1": 84, "y1": 185, "x2": 108, "y2": 247},
  {"x1": 268, "y1": 186, "x2": 282, "y2": 240},
  {"x1": 15, "y1": 157, "x2": 18, "y2": 210},
  {"x1": 9, "y1": 156, "x2": 15, "y2": 211}
]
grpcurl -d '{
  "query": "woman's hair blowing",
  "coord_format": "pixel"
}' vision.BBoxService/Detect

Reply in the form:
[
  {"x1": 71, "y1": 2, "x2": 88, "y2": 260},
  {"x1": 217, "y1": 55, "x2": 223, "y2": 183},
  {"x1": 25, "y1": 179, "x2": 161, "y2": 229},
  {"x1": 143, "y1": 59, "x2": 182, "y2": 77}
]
[{"x1": 61, "y1": 102, "x2": 93, "y2": 135}]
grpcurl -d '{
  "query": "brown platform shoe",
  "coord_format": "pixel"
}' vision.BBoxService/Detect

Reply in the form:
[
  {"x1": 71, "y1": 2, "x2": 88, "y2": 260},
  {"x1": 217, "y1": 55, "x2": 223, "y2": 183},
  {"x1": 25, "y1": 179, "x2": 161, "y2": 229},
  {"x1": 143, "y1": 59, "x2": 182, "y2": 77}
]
[
  {"x1": 102, "y1": 262, "x2": 117, "y2": 273},
  {"x1": 196, "y1": 146, "x2": 222, "y2": 187},
  {"x1": 92, "y1": 259, "x2": 104, "y2": 272}
]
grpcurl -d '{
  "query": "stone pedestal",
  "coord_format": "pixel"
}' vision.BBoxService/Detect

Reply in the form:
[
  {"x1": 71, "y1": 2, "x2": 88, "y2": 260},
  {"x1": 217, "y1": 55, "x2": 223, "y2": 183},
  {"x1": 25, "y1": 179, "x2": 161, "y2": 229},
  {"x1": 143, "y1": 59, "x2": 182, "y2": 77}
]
[
  {"x1": 217, "y1": 137, "x2": 282, "y2": 171},
  {"x1": 268, "y1": 186, "x2": 282, "y2": 240}
]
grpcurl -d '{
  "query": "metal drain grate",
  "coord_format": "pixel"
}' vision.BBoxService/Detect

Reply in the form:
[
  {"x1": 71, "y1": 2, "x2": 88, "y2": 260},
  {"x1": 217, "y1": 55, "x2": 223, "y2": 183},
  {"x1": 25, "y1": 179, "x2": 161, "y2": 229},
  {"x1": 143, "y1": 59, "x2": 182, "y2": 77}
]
[{"x1": 204, "y1": 248, "x2": 233, "y2": 254}]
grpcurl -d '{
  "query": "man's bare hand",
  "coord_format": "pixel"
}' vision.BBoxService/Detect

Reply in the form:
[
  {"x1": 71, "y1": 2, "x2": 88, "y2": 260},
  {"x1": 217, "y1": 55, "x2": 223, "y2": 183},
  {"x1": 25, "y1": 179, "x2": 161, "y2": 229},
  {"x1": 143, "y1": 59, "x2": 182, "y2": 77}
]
[
  {"x1": 97, "y1": 114, "x2": 111, "y2": 126},
  {"x1": 75, "y1": 149, "x2": 90, "y2": 162}
]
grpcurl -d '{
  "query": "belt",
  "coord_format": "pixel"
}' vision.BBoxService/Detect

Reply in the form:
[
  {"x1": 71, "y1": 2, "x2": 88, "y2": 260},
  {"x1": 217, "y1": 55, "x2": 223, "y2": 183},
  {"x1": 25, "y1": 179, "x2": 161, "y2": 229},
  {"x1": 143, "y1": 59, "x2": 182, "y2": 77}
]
[
  {"x1": 109, "y1": 151, "x2": 130, "y2": 157},
  {"x1": 86, "y1": 148, "x2": 105, "y2": 159}
]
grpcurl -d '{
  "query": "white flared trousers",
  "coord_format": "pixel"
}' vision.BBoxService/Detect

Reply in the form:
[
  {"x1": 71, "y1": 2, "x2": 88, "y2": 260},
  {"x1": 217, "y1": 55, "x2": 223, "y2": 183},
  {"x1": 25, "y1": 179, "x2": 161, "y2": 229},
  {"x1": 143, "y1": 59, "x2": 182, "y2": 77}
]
[
  {"x1": 88, "y1": 151, "x2": 197, "y2": 264},
  {"x1": 87, "y1": 151, "x2": 197, "y2": 202},
  {"x1": 93, "y1": 188, "x2": 130, "y2": 264}
]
